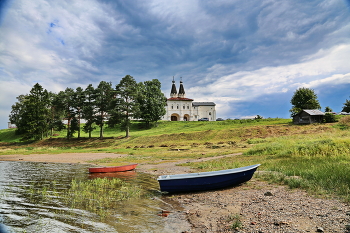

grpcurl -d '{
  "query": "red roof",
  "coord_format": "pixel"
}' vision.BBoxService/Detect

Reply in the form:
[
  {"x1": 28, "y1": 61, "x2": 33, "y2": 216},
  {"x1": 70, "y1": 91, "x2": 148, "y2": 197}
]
[{"x1": 167, "y1": 97, "x2": 193, "y2": 101}]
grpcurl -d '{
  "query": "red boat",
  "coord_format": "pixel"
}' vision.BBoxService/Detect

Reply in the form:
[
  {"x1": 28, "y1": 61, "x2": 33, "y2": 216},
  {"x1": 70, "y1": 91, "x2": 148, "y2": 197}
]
[{"x1": 88, "y1": 164, "x2": 138, "y2": 173}]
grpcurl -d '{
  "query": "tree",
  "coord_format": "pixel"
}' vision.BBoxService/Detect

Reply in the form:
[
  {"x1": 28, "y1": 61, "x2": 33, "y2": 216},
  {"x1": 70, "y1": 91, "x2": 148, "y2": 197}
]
[
  {"x1": 9, "y1": 83, "x2": 50, "y2": 140},
  {"x1": 342, "y1": 98, "x2": 350, "y2": 113},
  {"x1": 290, "y1": 87, "x2": 321, "y2": 116},
  {"x1": 9, "y1": 85, "x2": 65, "y2": 140},
  {"x1": 136, "y1": 79, "x2": 166, "y2": 128},
  {"x1": 114, "y1": 75, "x2": 139, "y2": 138},
  {"x1": 94, "y1": 81, "x2": 114, "y2": 138},
  {"x1": 82, "y1": 84, "x2": 96, "y2": 138},
  {"x1": 9, "y1": 94, "x2": 28, "y2": 135},
  {"x1": 59, "y1": 88, "x2": 77, "y2": 139},
  {"x1": 28, "y1": 84, "x2": 51, "y2": 140},
  {"x1": 48, "y1": 92, "x2": 65, "y2": 136},
  {"x1": 73, "y1": 87, "x2": 85, "y2": 138},
  {"x1": 324, "y1": 106, "x2": 333, "y2": 113}
]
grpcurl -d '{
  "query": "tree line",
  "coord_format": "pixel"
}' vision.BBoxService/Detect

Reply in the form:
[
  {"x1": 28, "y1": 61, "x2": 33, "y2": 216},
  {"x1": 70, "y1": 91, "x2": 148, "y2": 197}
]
[{"x1": 9, "y1": 75, "x2": 167, "y2": 140}]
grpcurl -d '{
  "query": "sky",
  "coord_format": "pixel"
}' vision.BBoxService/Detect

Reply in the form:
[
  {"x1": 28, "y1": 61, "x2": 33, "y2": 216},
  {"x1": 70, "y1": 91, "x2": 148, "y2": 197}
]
[{"x1": 1, "y1": 0, "x2": 350, "y2": 129}]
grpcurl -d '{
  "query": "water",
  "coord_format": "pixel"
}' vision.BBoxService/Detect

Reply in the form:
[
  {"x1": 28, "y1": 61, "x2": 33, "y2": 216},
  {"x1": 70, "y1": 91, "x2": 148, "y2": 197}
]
[{"x1": 0, "y1": 161, "x2": 190, "y2": 233}]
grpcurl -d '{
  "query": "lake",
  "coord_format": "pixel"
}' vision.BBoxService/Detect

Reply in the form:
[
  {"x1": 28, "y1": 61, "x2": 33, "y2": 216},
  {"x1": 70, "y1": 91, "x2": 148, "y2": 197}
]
[{"x1": 0, "y1": 161, "x2": 190, "y2": 233}]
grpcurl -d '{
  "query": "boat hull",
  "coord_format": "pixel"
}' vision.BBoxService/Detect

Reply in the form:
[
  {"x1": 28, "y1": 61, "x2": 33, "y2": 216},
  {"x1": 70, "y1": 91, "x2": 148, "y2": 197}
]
[
  {"x1": 157, "y1": 164, "x2": 260, "y2": 193},
  {"x1": 88, "y1": 164, "x2": 138, "y2": 173}
]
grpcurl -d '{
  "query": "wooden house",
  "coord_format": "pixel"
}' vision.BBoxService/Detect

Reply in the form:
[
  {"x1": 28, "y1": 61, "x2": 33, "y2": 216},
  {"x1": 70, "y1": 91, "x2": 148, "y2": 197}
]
[{"x1": 293, "y1": 109, "x2": 325, "y2": 124}]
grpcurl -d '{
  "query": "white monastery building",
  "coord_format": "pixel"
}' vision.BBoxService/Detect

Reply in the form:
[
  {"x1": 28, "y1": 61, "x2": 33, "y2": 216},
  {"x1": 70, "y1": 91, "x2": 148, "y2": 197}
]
[{"x1": 162, "y1": 78, "x2": 216, "y2": 121}]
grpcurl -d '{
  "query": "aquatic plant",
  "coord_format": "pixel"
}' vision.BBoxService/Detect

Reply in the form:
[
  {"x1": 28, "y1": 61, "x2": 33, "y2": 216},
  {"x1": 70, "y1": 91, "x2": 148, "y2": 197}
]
[{"x1": 24, "y1": 178, "x2": 143, "y2": 219}]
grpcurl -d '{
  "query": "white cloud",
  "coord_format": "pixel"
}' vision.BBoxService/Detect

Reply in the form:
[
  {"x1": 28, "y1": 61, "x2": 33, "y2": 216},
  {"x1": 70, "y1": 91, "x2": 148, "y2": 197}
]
[
  {"x1": 304, "y1": 73, "x2": 350, "y2": 89},
  {"x1": 0, "y1": 80, "x2": 33, "y2": 128},
  {"x1": 188, "y1": 43, "x2": 350, "y2": 101},
  {"x1": 185, "y1": 43, "x2": 350, "y2": 119},
  {"x1": 0, "y1": 0, "x2": 120, "y2": 83}
]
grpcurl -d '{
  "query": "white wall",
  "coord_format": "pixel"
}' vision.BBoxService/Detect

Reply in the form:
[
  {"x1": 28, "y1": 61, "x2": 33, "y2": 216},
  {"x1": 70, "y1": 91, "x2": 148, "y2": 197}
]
[{"x1": 163, "y1": 100, "x2": 216, "y2": 121}]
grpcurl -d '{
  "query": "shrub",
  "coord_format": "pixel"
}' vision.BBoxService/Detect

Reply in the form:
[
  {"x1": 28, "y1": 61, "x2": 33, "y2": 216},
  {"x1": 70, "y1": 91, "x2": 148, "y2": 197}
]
[{"x1": 323, "y1": 113, "x2": 337, "y2": 123}]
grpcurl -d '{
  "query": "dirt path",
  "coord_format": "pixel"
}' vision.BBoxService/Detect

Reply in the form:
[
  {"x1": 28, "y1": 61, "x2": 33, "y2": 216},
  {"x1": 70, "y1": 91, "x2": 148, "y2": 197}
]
[{"x1": 1, "y1": 153, "x2": 349, "y2": 232}]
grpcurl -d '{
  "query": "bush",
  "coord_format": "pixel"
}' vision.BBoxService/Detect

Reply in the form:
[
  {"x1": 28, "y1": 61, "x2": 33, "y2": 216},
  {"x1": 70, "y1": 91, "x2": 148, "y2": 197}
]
[{"x1": 323, "y1": 113, "x2": 337, "y2": 123}]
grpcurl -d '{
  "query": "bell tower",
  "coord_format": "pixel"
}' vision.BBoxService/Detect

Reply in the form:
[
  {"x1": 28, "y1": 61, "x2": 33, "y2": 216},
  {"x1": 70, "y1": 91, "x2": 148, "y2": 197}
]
[
  {"x1": 178, "y1": 77, "x2": 185, "y2": 98},
  {"x1": 170, "y1": 76, "x2": 177, "y2": 98}
]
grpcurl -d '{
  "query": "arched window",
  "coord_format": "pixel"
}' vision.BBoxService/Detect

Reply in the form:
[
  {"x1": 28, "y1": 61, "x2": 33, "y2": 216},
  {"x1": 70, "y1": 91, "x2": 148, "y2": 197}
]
[
  {"x1": 183, "y1": 105, "x2": 185, "y2": 109},
  {"x1": 187, "y1": 105, "x2": 189, "y2": 109},
  {"x1": 209, "y1": 112, "x2": 211, "y2": 115},
  {"x1": 171, "y1": 105, "x2": 173, "y2": 109},
  {"x1": 177, "y1": 105, "x2": 179, "y2": 109}
]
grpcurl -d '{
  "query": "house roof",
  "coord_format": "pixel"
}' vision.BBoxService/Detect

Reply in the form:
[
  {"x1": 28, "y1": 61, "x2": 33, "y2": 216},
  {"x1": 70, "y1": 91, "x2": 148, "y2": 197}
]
[
  {"x1": 192, "y1": 102, "x2": 216, "y2": 106},
  {"x1": 303, "y1": 109, "x2": 325, "y2": 116},
  {"x1": 167, "y1": 97, "x2": 194, "y2": 101}
]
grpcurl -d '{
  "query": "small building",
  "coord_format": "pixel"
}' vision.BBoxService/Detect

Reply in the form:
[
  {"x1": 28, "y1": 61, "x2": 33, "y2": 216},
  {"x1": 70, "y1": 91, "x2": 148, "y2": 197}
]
[
  {"x1": 8, "y1": 122, "x2": 17, "y2": 128},
  {"x1": 162, "y1": 78, "x2": 216, "y2": 121},
  {"x1": 293, "y1": 109, "x2": 325, "y2": 124}
]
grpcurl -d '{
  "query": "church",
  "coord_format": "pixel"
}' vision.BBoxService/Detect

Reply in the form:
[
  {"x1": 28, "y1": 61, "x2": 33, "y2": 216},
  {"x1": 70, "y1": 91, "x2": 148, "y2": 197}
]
[{"x1": 162, "y1": 78, "x2": 216, "y2": 121}]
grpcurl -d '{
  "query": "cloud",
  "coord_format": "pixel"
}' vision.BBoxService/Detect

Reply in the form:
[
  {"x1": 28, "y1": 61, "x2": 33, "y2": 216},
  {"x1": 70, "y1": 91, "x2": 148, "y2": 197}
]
[
  {"x1": 0, "y1": 80, "x2": 32, "y2": 128},
  {"x1": 1, "y1": 0, "x2": 350, "y2": 128},
  {"x1": 192, "y1": 43, "x2": 350, "y2": 97},
  {"x1": 188, "y1": 43, "x2": 350, "y2": 119},
  {"x1": 305, "y1": 73, "x2": 350, "y2": 88}
]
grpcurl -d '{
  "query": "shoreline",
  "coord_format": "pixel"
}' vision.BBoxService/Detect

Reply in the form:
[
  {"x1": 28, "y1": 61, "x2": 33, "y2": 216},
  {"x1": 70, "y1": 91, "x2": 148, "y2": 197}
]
[{"x1": 1, "y1": 153, "x2": 349, "y2": 232}]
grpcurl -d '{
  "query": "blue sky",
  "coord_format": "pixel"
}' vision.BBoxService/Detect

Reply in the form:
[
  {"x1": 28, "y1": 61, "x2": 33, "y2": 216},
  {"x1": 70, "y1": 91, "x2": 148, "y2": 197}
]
[{"x1": 1, "y1": 0, "x2": 350, "y2": 129}]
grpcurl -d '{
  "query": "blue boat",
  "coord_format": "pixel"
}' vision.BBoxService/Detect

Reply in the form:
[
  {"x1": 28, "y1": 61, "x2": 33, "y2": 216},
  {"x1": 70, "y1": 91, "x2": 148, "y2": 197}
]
[{"x1": 157, "y1": 164, "x2": 260, "y2": 193}]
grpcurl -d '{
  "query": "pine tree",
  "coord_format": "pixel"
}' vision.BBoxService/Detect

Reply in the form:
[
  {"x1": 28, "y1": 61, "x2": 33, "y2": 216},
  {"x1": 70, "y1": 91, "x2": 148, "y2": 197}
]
[
  {"x1": 94, "y1": 81, "x2": 114, "y2": 138},
  {"x1": 114, "y1": 75, "x2": 139, "y2": 138},
  {"x1": 73, "y1": 87, "x2": 85, "y2": 138},
  {"x1": 10, "y1": 83, "x2": 51, "y2": 140},
  {"x1": 82, "y1": 84, "x2": 96, "y2": 138},
  {"x1": 49, "y1": 92, "x2": 66, "y2": 135},
  {"x1": 9, "y1": 94, "x2": 28, "y2": 135},
  {"x1": 342, "y1": 98, "x2": 350, "y2": 113},
  {"x1": 59, "y1": 88, "x2": 76, "y2": 139}
]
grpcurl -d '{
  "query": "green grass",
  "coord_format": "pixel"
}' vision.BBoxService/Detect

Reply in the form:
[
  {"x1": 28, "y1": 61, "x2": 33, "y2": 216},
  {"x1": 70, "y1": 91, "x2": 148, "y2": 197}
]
[
  {"x1": 0, "y1": 118, "x2": 290, "y2": 140},
  {"x1": 184, "y1": 128, "x2": 350, "y2": 202},
  {"x1": 0, "y1": 128, "x2": 23, "y2": 142},
  {"x1": 0, "y1": 118, "x2": 289, "y2": 156}
]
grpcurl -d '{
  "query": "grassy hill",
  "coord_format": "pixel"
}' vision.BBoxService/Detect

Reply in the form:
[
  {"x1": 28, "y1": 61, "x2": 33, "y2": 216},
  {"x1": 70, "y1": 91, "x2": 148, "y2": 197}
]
[{"x1": 0, "y1": 118, "x2": 291, "y2": 156}]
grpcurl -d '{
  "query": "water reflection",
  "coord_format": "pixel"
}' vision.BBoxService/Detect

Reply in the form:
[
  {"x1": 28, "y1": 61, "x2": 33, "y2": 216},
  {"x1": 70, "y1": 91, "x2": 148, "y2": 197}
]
[
  {"x1": 0, "y1": 161, "x2": 190, "y2": 233},
  {"x1": 88, "y1": 170, "x2": 138, "y2": 180}
]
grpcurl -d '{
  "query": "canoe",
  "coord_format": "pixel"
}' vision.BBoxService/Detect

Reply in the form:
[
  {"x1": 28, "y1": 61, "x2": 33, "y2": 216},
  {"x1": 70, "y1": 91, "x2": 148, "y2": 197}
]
[
  {"x1": 88, "y1": 164, "x2": 138, "y2": 173},
  {"x1": 157, "y1": 164, "x2": 260, "y2": 193}
]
